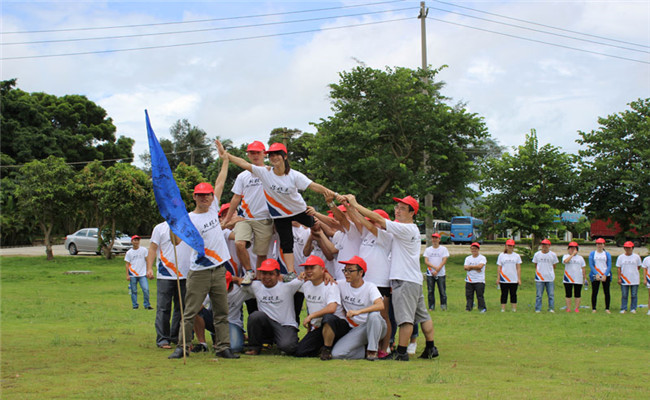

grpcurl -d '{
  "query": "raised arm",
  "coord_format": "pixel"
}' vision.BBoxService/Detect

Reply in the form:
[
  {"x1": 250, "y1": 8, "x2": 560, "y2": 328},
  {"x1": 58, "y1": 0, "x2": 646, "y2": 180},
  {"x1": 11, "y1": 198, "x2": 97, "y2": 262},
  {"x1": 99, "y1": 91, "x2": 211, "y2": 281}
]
[
  {"x1": 345, "y1": 194, "x2": 386, "y2": 230},
  {"x1": 213, "y1": 156, "x2": 229, "y2": 201},
  {"x1": 345, "y1": 200, "x2": 373, "y2": 235},
  {"x1": 222, "y1": 193, "x2": 242, "y2": 226},
  {"x1": 216, "y1": 139, "x2": 252, "y2": 172}
]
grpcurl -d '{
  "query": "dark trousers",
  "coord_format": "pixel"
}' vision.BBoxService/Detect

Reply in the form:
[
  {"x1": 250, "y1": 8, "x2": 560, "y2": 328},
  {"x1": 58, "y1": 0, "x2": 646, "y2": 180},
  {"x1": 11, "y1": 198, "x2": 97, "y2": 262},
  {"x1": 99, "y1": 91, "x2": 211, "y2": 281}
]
[
  {"x1": 564, "y1": 283, "x2": 582, "y2": 298},
  {"x1": 247, "y1": 311, "x2": 298, "y2": 355},
  {"x1": 591, "y1": 276, "x2": 611, "y2": 310},
  {"x1": 155, "y1": 279, "x2": 186, "y2": 346},
  {"x1": 426, "y1": 275, "x2": 447, "y2": 310},
  {"x1": 500, "y1": 283, "x2": 518, "y2": 304},
  {"x1": 273, "y1": 212, "x2": 315, "y2": 253},
  {"x1": 293, "y1": 292, "x2": 304, "y2": 326},
  {"x1": 465, "y1": 282, "x2": 486, "y2": 311},
  {"x1": 295, "y1": 314, "x2": 350, "y2": 357}
]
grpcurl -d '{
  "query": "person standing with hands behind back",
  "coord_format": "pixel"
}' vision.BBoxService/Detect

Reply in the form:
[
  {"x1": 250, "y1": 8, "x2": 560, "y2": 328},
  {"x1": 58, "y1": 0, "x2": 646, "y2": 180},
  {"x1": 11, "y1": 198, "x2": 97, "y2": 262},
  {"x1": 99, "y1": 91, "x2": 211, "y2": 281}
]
[
  {"x1": 562, "y1": 242, "x2": 586, "y2": 313},
  {"x1": 423, "y1": 233, "x2": 449, "y2": 311}
]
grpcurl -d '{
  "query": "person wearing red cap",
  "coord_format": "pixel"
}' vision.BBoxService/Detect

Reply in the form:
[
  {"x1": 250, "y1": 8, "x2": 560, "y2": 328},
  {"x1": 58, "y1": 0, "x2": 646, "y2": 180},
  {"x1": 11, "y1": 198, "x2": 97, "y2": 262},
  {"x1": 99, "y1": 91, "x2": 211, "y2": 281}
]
[
  {"x1": 464, "y1": 243, "x2": 487, "y2": 312},
  {"x1": 423, "y1": 233, "x2": 450, "y2": 311},
  {"x1": 497, "y1": 239, "x2": 522, "y2": 312},
  {"x1": 588, "y1": 238, "x2": 612, "y2": 313},
  {"x1": 222, "y1": 141, "x2": 275, "y2": 286},
  {"x1": 217, "y1": 140, "x2": 338, "y2": 279},
  {"x1": 344, "y1": 194, "x2": 438, "y2": 361},
  {"x1": 294, "y1": 255, "x2": 348, "y2": 358},
  {"x1": 562, "y1": 242, "x2": 586, "y2": 313},
  {"x1": 532, "y1": 239, "x2": 559, "y2": 313},
  {"x1": 330, "y1": 256, "x2": 386, "y2": 360},
  {"x1": 169, "y1": 152, "x2": 239, "y2": 359},
  {"x1": 616, "y1": 242, "x2": 642, "y2": 314},
  {"x1": 125, "y1": 235, "x2": 151, "y2": 310},
  {"x1": 241, "y1": 258, "x2": 304, "y2": 355},
  {"x1": 642, "y1": 254, "x2": 650, "y2": 316}
]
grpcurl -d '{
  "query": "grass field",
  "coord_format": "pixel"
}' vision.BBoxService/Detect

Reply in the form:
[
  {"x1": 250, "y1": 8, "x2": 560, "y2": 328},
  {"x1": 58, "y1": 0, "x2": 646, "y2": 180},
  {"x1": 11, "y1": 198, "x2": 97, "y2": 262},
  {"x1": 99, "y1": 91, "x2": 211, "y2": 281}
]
[{"x1": 1, "y1": 254, "x2": 648, "y2": 400}]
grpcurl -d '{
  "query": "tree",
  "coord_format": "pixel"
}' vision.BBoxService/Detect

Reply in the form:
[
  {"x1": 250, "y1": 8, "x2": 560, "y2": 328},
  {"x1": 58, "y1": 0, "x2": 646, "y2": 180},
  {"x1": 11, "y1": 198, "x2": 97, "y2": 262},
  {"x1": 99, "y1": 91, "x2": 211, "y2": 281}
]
[
  {"x1": 0, "y1": 79, "x2": 134, "y2": 166},
  {"x1": 174, "y1": 163, "x2": 206, "y2": 211},
  {"x1": 577, "y1": 98, "x2": 650, "y2": 242},
  {"x1": 14, "y1": 156, "x2": 78, "y2": 260},
  {"x1": 168, "y1": 119, "x2": 214, "y2": 173},
  {"x1": 478, "y1": 129, "x2": 582, "y2": 250},
  {"x1": 307, "y1": 66, "x2": 492, "y2": 216}
]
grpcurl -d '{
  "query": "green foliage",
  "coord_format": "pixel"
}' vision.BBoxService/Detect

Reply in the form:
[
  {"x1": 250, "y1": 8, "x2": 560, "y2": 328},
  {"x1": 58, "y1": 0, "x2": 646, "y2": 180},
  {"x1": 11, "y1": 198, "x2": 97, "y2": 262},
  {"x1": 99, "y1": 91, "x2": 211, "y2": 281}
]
[
  {"x1": 174, "y1": 163, "x2": 206, "y2": 211},
  {"x1": 0, "y1": 176, "x2": 36, "y2": 246},
  {"x1": 479, "y1": 129, "x2": 581, "y2": 249},
  {"x1": 577, "y1": 98, "x2": 650, "y2": 239}
]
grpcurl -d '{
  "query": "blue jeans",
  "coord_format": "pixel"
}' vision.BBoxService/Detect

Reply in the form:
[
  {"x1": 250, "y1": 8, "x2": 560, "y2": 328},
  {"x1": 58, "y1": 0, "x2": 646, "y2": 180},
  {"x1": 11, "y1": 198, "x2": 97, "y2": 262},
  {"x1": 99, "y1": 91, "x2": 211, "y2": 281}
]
[
  {"x1": 129, "y1": 276, "x2": 150, "y2": 308},
  {"x1": 229, "y1": 323, "x2": 245, "y2": 353},
  {"x1": 620, "y1": 285, "x2": 639, "y2": 311},
  {"x1": 535, "y1": 281, "x2": 555, "y2": 312}
]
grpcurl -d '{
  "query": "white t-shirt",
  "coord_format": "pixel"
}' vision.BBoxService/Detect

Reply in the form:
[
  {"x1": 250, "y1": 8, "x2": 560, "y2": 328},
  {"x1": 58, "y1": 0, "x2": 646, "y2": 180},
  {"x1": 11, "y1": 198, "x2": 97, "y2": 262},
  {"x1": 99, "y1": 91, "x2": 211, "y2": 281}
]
[
  {"x1": 150, "y1": 222, "x2": 191, "y2": 280},
  {"x1": 642, "y1": 256, "x2": 650, "y2": 288},
  {"x1": 330, "y1": 231, "x2": 345, "y2": 280},
  {"x1": 300, "y1": 281, "x2": 345, "y2": 328},
  {"x1": 188, "y1": 201, "x2": 231, "y2": 271},
  {"x1": 337, "y1": 279, "x2": 382, "y2": 327},
  {"x1": 250, "y1": 165, "x2": 312, "y2": 218},
  {"x1": 228, "y1": 284, "x2": 254, "y2": 329},
  {"x1": 125, "y1": 247, "x2": 148, "y2": 277},
  {"x1": 308, "y1": 237, "x2": 337, "y2": 278},
  {"x1": 532, "y1": 250, "x2": 559, "y2": 282},
  {"x1": 244, "y1": 279, "x2": 304, "y2": 328},
  {"x1": 616, "y1": 253, "x2": 642, "y2": 285},
  {"x1": 591, "y1": 251, "x2": 610, "y2": 276},
  {"x1": 423, "y1": 245, "x2": 450, "y2": 277},
  {"x1": 385, "y1": 220, "x2": 423, "y2": 285},
  {"x1": 562, "y1": 254, "x2": 586, "y2": 284},
  {"x1": 464, "y1": 254, "x2": 487, "y2": 283},
  {"x1": 335, "y1": 223, "x2": 362, "y2": 275},
  {"x1": 231, "y1": 170, "x2": 271, "y2": 220},
  {"x1": 292, "y1": 225, "x2": 311, "y2": 275},
  {"x1": 358, "y1": 228, "x2": 393, "y2": 288},
  {"x1": 497, "y1": 252, "x2": 522, "y2": 283}
]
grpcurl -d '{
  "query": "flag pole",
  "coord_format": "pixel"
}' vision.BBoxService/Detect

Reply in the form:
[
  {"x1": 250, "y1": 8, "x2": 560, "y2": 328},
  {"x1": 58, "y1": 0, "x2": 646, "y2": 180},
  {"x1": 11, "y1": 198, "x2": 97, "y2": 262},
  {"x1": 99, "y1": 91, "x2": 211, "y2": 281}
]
[{"x1": 170, "y1": 230, "x2": 187, "y2": 364}]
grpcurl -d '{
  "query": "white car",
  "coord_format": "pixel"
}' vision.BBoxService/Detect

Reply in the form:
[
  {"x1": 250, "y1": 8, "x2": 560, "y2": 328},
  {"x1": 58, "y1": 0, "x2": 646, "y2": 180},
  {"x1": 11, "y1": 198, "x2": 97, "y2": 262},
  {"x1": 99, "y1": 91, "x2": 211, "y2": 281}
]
[{"x1": 64, "y1": 228, "x2": 132, "y2": 255}]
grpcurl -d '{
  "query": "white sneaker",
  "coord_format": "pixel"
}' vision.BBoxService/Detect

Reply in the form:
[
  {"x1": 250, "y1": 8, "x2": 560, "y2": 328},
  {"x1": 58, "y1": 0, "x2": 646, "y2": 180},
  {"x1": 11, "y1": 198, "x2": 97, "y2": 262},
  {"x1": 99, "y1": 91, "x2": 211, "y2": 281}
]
[
  {"x1": 407, "y1": 343, "x2": 417, "y2": 355},
  {"x1": 549, "y1": 309, "x2": 555, "y2": 313},
  {"x1": 241, "y1": 270, "x2": 255, "y2": 285},
  {"x1": 646, "y1": 310, "x2": 650, "y2": 315},
  {"x1": 620, "y1": 310, "x2": 626, "y2": 314},
  {"x1": 630, "y1": 309, "x2": 636, "y2": 314}
]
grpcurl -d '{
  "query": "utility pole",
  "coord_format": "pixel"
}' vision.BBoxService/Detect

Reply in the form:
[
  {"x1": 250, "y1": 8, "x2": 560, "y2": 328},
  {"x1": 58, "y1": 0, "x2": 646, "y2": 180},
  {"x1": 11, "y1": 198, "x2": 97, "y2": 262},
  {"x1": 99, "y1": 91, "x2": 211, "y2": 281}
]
[{"x1": 419, "y1": 1, "x2": 434, "y2": 247}]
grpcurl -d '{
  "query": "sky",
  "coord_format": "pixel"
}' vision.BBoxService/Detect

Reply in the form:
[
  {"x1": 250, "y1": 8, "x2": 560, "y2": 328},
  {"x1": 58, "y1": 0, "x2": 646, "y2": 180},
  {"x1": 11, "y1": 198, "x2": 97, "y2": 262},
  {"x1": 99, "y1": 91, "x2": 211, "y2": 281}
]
[{"x1": 2, "y1": 0, "x2": 649, "y2": 167}]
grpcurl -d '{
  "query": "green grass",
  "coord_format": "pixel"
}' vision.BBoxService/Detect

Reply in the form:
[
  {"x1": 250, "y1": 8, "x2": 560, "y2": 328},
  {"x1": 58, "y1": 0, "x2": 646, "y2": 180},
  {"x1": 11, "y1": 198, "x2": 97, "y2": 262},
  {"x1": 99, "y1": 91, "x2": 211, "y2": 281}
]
[{"x1": 1, "y1": 255, "x2": 648, "y2": 399}]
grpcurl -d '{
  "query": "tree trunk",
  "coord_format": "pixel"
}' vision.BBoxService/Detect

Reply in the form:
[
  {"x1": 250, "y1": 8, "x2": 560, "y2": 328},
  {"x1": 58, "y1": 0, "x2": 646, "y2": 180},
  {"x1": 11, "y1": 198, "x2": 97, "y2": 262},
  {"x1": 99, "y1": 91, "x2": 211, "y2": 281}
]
[
  {"x1": 40, "y1": 220, "x2": 54, "y2": 261},
  {"x1": 371, "y1": 177, "x2": 393, "y2": 203},
  {"x1": 104, "y1": 219, "x2": 116, "y2": 260}
]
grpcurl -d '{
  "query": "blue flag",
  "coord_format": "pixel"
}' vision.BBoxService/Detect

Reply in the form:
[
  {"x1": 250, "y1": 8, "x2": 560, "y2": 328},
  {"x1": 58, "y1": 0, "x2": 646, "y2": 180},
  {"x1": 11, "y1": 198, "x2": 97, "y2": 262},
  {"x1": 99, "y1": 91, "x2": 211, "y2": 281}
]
[{"x1": 145, "y1": 110, "x2": 206, "y2": 260}]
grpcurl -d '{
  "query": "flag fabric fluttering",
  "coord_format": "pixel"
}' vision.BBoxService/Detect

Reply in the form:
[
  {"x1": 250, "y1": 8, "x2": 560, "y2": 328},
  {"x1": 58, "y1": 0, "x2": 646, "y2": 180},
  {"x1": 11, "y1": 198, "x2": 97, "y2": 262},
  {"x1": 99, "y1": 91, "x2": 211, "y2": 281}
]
[{"x1": 145, "y1": 110, "x2": 206, "y2": 260}]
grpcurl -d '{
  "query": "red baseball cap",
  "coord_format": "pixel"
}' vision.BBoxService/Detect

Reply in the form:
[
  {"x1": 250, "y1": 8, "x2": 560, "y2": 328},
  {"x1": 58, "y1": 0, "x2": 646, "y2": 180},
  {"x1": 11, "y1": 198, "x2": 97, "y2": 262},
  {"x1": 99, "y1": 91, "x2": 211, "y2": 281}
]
[
  {"x1": 265, "y1": 142, "x2": 287, "y2": 154},
  {"x1": 505, "y1": 239, "x2": 515, "y2": 246},
  {"x1": 541, "y1": 239, "x2": 551, "y2": 245},
  {"x1": 471, "y1": 242, "x2": 480, "y2": 248},
  {"x1": 431, "y1": 233, "x2": 441, "y2": 238},
  {"x1": 247, "y1": 141, "x2": 266, "y2": 152},
  {"x1": 258, "y1": 259, "x2": 280, "y2": 271},
  {"x1": 225, "y1": 271, "x2": 232, "y2": 289},
  {"x1": 131, "y1": 235, "x2": 141, "y2": 241},
  {"x1": 337, "y1": 205, "x2": 347, "y2": 212},
  {"x1": 373, "y1": 209, "x2": 390, "y2": 220},
  {"x1": 300, "y1": 255, "x2": 325, "y2": 268},
  {"x1": 340, "y1": 256, "x2": 367, "y2": 273},
  {"x1": 623, "y1": 241, "x2": 634, "y2": 248},
  {"x1": 568, "y1": 241, "x2": 579, "y2": 247},
  {"x1": 595, "y1": 238, "x2": 606, "y2": 244},
  {"x1": 218, "y1": 203, "x2": 230, "y2": 217},
  {"x1": 392, "y1": 196, "x2": 419, "y2": 215},
  {"x1": 194, "y1": 182, "x2": 214, "y2": 194}
]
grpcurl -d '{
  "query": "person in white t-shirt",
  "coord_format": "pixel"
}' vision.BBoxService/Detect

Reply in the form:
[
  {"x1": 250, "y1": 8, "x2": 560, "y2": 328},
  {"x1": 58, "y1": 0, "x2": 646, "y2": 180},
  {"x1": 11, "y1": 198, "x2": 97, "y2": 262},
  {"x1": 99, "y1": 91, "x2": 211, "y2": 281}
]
[
  {"x1": 125, "y1": 235, "x2": 150, "y2": 310},
  {"x1": 222, "y1": 141, "x2": 275, "y2": 285},
  {"x1": 423, "y1": 233, "x2": 450, "y2": 311},
  {"x1": 218, "y1": 140, "x2": 338, "y2": 279},
  {"x1": 464, "y1": 242, "x2": 487, "y2": 312},
  {"x1": 497, "y1": 239, "x2": 522, "y2": 312},
  {"x1": 146, "y1": 222, "x2": 191, "y2": 348},
  {"x1": 241, "y1": 258, "x2": 304, "y2": 355},
  {"x1": 345, "y1": 194, "x2": 438, "y2": 361},
  {"x1": 588, "y1": 238, "x2": 612, "y2": 313},
  {"x1": 616, "y1": 241, "x2": 642, "y2": 314},
  {"x1": 562, "y1": 241, "x2": 586, "y2": 313},
  {"x1": 532, "y1": 238, "x2": 559, "y2": 313},
  {"x1": 642, "y1": 255, "x2": 650, "y2": 316}
]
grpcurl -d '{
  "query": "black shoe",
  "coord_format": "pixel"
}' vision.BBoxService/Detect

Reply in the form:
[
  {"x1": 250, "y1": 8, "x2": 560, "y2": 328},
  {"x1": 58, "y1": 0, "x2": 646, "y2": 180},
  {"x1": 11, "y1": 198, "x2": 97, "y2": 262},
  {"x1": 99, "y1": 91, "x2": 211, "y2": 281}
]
[
  {"x1": 215, "y1": 348, "x2": 240, "y2": 359},
  {"x1": 319, "y1": 347, "x2": 332, "y2": 361},
  {"x1": 191, "y1": 343, "x2": 209, "y2": 353},
  {"x1": 168, "y1": 347, "x2": 189, "y2": 359},
  {"x1": 145, "y1": 306, "x2": 154, "y2": 310},
  {"x1": 380, "y1": 351, "x2": 409, "y2": 361},
  {"x1": 133, "y1": 306, "x2": 139, "y2": 310},
  {"x1": 419, "y1": 346, "x2": 439, "y2": 359}
]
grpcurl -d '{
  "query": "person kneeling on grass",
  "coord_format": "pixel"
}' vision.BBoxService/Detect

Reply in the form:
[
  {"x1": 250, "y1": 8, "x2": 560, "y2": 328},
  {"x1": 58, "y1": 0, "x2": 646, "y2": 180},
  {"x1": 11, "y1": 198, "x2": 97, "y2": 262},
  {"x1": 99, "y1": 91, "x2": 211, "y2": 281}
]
[
  {"x1": 294, "y1": 255, "x2": 349, "y2": 358},
  {"x1": 241, "y1": 258, "x2": 303, "y2": 355},
  {"x1": 329, "y1": 256, "x2": 386, "y2": 361}
]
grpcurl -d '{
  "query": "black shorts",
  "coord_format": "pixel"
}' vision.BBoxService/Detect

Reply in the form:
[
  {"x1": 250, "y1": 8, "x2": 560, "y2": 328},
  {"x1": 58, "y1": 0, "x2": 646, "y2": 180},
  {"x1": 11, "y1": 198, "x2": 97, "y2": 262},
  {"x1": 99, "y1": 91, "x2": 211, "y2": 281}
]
[{"x1": 378, "y1": 286, "x2": 391, "y2": 298}]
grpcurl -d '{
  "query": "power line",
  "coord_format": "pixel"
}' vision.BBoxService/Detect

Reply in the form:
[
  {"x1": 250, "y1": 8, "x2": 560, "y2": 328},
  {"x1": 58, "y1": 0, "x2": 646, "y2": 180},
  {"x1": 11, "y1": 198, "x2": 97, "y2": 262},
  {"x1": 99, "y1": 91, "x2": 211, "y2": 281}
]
[
  {"x1": 1, "y1": 0, "x2": 407, "y2": 34},
  {"x1": 2, "y1": 7, "x2": 418, "y2": 46},
  {"x1": 0, "y1": 17, "x2": 412, "y2": 61}
]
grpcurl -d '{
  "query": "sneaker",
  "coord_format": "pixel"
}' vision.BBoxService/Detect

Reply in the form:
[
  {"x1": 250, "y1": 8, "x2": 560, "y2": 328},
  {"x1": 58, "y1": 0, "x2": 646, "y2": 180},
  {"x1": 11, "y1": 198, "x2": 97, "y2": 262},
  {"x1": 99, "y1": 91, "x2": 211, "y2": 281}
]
[
  {"x1": 168, "y1": 347, "x2": 189, "y2": 359},
  {"x1": 440, "y1": 305, "x2": 447, "y2": 311},
  {"x1": 574, "y1": 308, "x2": 579, "y2": 313},
  {"x1": 501, "y1": 309, "x2": 505, "y2": 313},
  {"x1": 407, "y1": 342, "x2": 417, "y2": 355},
  {"x1": 283, "y1": 271, "x2": 297, "y2": 282},
  {"x1": 646, "y1": 310, "x2": 650, "y2": 316},
  {"x1": 377, "y1": 350, "x2": 389, "y2": 358},
  {"x1": 419, "y1": 346, "x2": 439, "y2": 359},
  {"x1": 535, "y1": 310, "x2": 541, "y2": 314},
  {"x1": 480, "y1": 309, "x2": 487, "y2": 313},
  {"x1": 605, "y1": 309, "x2": 611, "y2": 314},
  {"x1": 566, "y1": 308, "x2": 572, "y2": 313},
  {"x1": 630, "y1": 309, "x2": 636, "y2": 314},
  {"x1": 592, "y1": 309, "x2": 597, "y2": 313},
  {"x1": 620, "y1": 310, "x2": 626, "y2": 314},
  {"x1": 380, "y1": 352, "x2": 409, "y2": 361},
  {"x1": 319, "y1": 347, "x2": 332, "y2": 361},
  {"x1": 511, "y1": 309, "x2": 516, "y2": 313},
  {"x1": 549, "y1": 309, "x2": 555, "y2": 313},
  {"x1": 145, "y1": 306, "x2": 154, "y2": 310},
  {"x1": 191, "y1": 343, "x2": 209, "y2": 353},
  {"x1": 241, "y1": 270, "x2": 255, "y2": 285},
  {"x1": 133, "y1": 306, "x2": 139, "y2": 310},
  {"x1": 215, "y1": 348, "x2": 240, "y2": 359}
]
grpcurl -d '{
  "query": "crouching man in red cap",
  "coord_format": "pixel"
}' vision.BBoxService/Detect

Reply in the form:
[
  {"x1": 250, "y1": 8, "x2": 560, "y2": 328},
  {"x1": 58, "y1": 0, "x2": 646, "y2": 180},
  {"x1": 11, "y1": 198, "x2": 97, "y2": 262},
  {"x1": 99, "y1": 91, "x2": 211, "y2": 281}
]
[
  {"x1": 329, "y1": 256, "x2": 386, "y2": 361},
  {"x1": 241, "y1": 259, "x2": 304, "y2": 355}
]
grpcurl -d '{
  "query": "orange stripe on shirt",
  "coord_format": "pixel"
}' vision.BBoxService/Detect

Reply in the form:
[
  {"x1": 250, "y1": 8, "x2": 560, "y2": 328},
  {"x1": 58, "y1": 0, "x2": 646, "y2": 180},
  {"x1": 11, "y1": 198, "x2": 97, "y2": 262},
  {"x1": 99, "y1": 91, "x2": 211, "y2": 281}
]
[
  {"x1": 229, "y1": 258, "x2": 239, "y2": 276},
  {"x1": 499, "y1": 271, "x2": 511, "y2": 283},
  {"x1": 466, "y1": 275, "x2": 472, "y2": 282},
  {"x1": 160, "y1": 250, "x2": 182, "y2": 278},
  {"x1": 345, "y1": 315, "x2": 359, "y2": 327},
  {"x1": 240, "y1": 198, "x2": 255, "y2": 219},
  {"x1": 535, "y1": 271, "x2": 544, "y2": 281},
  {"x1": 620, "y1": 273, "x2": 631, "y2": 284},
  {"x1": 127, "y1": 263, "x2": 138, "y2": 277},
  {"x1": 593, "y1": 265, "x2": 605, "y2": 276},
  {"x1": 264, "y1": 190, "x2": 292, "y2": 215},
  {"x1": 204, "y1": 248, "x2": 223, "y2": 263},
  {"x1": 564, "y1": 271, "x2": 575, "y2": 283}
]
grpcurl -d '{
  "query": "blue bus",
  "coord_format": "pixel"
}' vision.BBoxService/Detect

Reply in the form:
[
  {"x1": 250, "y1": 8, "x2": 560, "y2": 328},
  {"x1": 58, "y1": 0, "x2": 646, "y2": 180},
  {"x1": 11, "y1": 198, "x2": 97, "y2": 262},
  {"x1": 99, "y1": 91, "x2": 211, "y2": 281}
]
[{"x1": 450, "y1": 216, "x2": 483, "y2": 244}]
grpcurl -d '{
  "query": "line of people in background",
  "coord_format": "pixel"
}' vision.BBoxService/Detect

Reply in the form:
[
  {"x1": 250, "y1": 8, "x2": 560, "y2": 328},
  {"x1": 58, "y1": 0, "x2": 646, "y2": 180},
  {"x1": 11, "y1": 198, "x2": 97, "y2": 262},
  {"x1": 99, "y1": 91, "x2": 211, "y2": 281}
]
[{"x1": 423, "y1": 237, "x2": 650, "y2": 315}]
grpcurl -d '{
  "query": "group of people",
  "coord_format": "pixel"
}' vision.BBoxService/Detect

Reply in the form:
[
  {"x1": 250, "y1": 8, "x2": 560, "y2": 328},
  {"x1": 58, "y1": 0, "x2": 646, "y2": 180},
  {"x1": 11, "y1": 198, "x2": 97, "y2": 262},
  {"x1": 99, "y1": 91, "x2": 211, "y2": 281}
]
[
  {"x1": 423, "y1": 238, "x2": 650, "y2": 315},
  {"x1": 132, "y1": 140, "x2": 439, "y2": 362}
]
